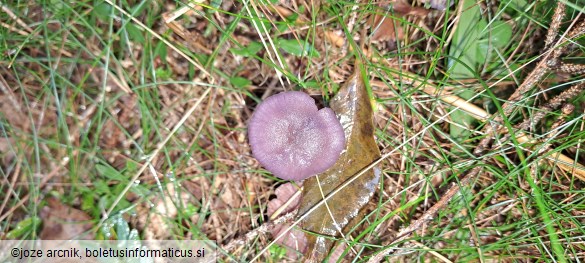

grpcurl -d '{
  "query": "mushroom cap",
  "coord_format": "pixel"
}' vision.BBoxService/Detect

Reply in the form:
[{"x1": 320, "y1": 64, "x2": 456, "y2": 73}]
[{"x1": 248, "y1": 91, "x2": 345, "y2": 181}]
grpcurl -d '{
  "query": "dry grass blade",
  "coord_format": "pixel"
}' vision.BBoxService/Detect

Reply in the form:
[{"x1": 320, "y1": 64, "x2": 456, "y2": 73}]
[
  {"x1": 0, "y1": 3, "x2": 32, "y2": 32},
  {"x1": 97, "y1": 88, "x2": 211, "y2": 228},
  {"x1": 394, "y1": 72, "x2": 585, "y2": 181},
  {"x1": 367, "y1": 167, "x2": 479, "y2": 262},
  {"x1": 243, "y1": 0, "x2": 289, "y2": 88},
  {"x1": 3, "y1": 0, "x2": 584, "y2": 261},
  {"x1": 104, "y1": 0, "x2": 212, "y2": 79},
  {"x1": 475, "y1": 1, "x2": 584, "y2": 157},
  {"x1": 222, "y1": 211, "x2": 297, "y2": 253}
]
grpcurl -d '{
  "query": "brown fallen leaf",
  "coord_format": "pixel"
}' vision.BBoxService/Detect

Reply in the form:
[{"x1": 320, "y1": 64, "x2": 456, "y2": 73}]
[
  {"x1": 297, "y1": 71, "x2": 381, "y2": 262},
  {"x1": 40, "y1": 197, "x2": 94, "y2": 240},
  {"x1": 370, "y1": 1, "x2": 431, "y2": 41}
]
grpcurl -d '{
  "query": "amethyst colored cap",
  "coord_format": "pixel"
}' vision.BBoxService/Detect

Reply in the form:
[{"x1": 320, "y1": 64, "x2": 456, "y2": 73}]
[{"x1": 248, "y1": 91, "x2": 345, "y2": 181}]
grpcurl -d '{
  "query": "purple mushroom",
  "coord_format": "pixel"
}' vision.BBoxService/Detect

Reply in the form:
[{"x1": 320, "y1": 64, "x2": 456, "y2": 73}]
[{"x1": 248, "y1": 91, "x2": 345, "y2": 181}]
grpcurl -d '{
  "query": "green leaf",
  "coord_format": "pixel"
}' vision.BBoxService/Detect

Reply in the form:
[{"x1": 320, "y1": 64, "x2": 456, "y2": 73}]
[
  {"x1": 450, "y1": 89, "x2": 476, "y2": 141},
  {"x1": 115, "y1": 216, "x2": 130, "y2": 240},
  {"x1": 49, "y1": 0, "x2": 65, "y2": 12},
  {"x1": 448, "y1": 0, "x2": 483, "y2": 78},
  {"x1": 259, "y1": 0, "x2": 279, "y2": 5},
  {"x1": 6, "y1": 217, "x2": 41, "y2": 238},
  {"x1": 82, "y1": 190, "x2": 95, "y2": 211},
  {"x1": 127, "y1": 229, "x2": 140, "y2": 241},
  {"x1": 277, "y1": 38, "x2": 320, "y2": 58},
  {"x1": 229, "y1": 76, "x2": 251, "y2": 88},
  {"x1": 475, "y1": 20, "x2": 512, "y2": 71},
  {"x1": 304, "y1": 80, "x2": 320, "y2": 89},
  {"x1": 154, "y1": 41, "x2": 168, "y2": 61},
  {"x1": 130, "y1": 2, "x2": 147, "y2": 17},
  {"x1": 125, "y1": 23, "x2": 145, "y2": 43},
  {"x1": 100, "y1": 215, "x2": 116, "y2": 238},
  {"x1": 477, "y1": 41, "x2": 489, "y2": 62},
  {"x1": 96, "y1": 164, "x2": 125, "y2": 181},
  {"x1": 184, "y1": 203, "x2": 198, "y2": 217},
  {"x1": 275, "y1": 22, "x2": 289, "y2": 33},
  {"x1": 490, "y1": 62, "x2": 520, "y2": 79},
  {"x1": 126, "y1": 160, "x2": 137, "y2": 173},
  {"x1": 95, "y1": 180, "x2": 111, "y2": 194},
  {"x1": 490, "y1": 21, "x2": 512, "y2": 48},
  {"x1": 209, "y1": 0, "x2": 222, "y2": 11},
  {"x1": 447, "y1": 0, "x2": 484, "y2": 145},
  {"x1": 285, "y1": 12, "x2": 299, "y2": 23},
  {"x1": 155, "y1": 68, "x2": 172, "y2": 79},
  {"x1": 268, "y1": 244, "x2": 287, "y2": 259},
  {"x1": 504, "y1": 0, "x2": 528, "y2": 14},
  {"x1": 229, "y1": 42, "x2": 263, "y2": 57},
  {"x1": 257, "y1": 18, "x2": 273, "y2": 33},
  {"x1": 93, "y1": 2, "x2": 111, "y2": 20},
  {"x1": 275, "y1": 8, "x2": 301, "y2": 33},
  {"x1": 130, "y1": 183, "x2": 151, "y2": 197}
]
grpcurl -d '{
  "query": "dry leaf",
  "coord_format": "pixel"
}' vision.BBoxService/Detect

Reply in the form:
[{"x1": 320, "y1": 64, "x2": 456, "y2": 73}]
[
  {"x1": 324, "y1": 31, "x2": 345, "y2": 47},
  {"x1": 267, "y1": 183, "x2": 306, "y2": 259},
  {"x1": 370, "y1": 1, "x2": 431, "y2": 41},
  {"x1": 298, "y1": 71, "x2": 381, "y2": 262},
  {"x1": 40, "y1": 198, "x2": 94, "y2": 240}
]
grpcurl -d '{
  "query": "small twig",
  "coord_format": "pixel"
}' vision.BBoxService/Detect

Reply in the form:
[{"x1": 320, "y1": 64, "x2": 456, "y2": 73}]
[{"x1": 221, "y1": 210, "x2": 297, "y2": 253}]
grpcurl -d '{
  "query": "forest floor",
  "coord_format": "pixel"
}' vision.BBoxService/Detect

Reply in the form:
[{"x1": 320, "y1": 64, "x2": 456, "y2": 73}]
[{"x1": 1, "y1": 0, "x2": 585, "y2": 262}]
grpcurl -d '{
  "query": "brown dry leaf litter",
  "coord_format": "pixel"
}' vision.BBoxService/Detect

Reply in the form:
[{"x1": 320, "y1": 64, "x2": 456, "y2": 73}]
[
  {"x1": 1, "y1": 0, "x2": 584, "y2": 262},
  {"x1": 370, "y1": 1, "x2": 431, "y2": 42},
  {"x1": 40, "y1": 198, "x2": 94, "y2": 240},
  {"x1": 298, "y1": 71, "x2": 381, "y2": 261},
  {"x1": 267, "y1": 183, "x2": 305, "y2": 260}
]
